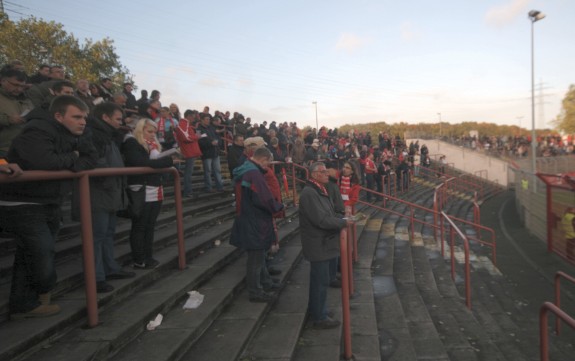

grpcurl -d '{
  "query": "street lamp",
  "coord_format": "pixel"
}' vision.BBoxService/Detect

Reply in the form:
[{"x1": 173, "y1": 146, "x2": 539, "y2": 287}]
[
  {"x1": 437, "y1": 112, "x2": 442, "y2": 138},
  {"x1": 312, "y1": 101, "x2": 318, "y2": 131},
  {"x1": 529, "y1": 9, "x2": 545, "y2": 175}
]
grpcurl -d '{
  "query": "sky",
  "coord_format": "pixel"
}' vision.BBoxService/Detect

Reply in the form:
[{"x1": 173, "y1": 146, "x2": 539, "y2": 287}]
[{"x1": 5, "y1": 0, "x2": 574, "y2": 130}]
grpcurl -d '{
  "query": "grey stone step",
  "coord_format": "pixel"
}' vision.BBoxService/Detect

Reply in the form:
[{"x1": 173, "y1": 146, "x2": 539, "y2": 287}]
[
  {"x1": 0, "y1": 198, "x2": 237, "y2": 323},
  {"x1": 17, "y1": 209, "x2": 300, "y2": 361},
  {"x1": 292, "y1": 205, "x2": 381, "y2": 361},
  {"x1": 177, "y1": 224, "x2": 305, "y2": 361}
]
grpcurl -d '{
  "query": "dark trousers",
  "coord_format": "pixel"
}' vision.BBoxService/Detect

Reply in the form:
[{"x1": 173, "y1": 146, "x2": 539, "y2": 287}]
[
  {"x1": 308, "y1": 259, "x2": 332, "y2": 322},
  {"x1": 0, "y1": 204, "x2": 60, "y2": 313},
  {"x1": 246, "y1": 249, "x2": 272, "y2": 297},
  {"x1": 92, "y1": 208, "x2": 121, "y2": 282},
  {"x1": 365, "y1": 173, "x2": 375, "y2": 201},
  {"x1": 129, "y1": 201, "x2": 162, "y2": 264}
]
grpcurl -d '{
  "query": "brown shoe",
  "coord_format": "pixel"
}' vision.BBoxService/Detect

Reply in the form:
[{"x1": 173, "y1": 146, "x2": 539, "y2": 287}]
[
  {"x1": 38, "y1": 293, "x2": 52, "y2": 306},
  {"x1": 11, "y1": 304, "x2": 61, "y2": 320}
]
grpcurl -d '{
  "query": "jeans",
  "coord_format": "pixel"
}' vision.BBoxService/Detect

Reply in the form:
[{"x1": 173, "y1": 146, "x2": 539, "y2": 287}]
[
  {"x1": 365, "y1": 173, "x2": 375, "y2": 201},
  {"x1": 183, "y1": 157, "x2": 197, "y2": 196},
  {"x1": 92, "y1": 208, "x2": 121, "y2": 282},
  {"x1": 129, "y1": 201, "x2": 162, "y2": 264},
  {"x1": 246, "y1": 249, "x2": 272, "y2": 297},
  {"x1": 0, "y1": 204, "x2": 60, "y2": 313},
  {"x1": 202, "y1": 156, "x2": 223, "y2": 191},
  {"x1": 308, "y1": 259, "x2": 332, "y2": 322}
]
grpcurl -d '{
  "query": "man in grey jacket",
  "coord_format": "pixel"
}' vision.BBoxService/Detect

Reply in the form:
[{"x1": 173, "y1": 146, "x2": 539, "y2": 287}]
[
  {"x1": 299, "y1": 162, "x2": 347, "y2": 329},
  {"x1": 87, "y1": 103, "x2": 135, "y2": 293}
]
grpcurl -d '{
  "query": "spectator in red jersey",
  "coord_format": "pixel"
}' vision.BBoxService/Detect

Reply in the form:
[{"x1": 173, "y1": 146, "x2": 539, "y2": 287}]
[{"x1": 175, "y1": 110, "x2": 202, "y2": 198}]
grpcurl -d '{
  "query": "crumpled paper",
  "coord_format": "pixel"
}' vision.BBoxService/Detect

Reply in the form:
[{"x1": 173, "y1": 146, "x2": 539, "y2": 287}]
[
  {"x1": 183, "y1": 290, "x2": 205, "y2": 310},
  {"x1": 146, "y1": 313, "x2": 163, "y2": 331}
]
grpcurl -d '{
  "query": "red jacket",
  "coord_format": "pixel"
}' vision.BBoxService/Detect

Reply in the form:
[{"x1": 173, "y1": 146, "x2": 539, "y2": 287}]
[{"x1": 175, "y1": 119, "x2": 202, "y2": 158}]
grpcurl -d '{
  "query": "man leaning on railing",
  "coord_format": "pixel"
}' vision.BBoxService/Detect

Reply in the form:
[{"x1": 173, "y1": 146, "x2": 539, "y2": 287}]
[{"x1": 0, "y1": 95, "x2": 97, "y2": 320}]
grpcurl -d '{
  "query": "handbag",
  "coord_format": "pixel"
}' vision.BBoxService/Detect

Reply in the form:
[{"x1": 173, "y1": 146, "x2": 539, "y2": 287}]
[{"x1": 117, "y1": 185, "x2": 146, "y2": 219}]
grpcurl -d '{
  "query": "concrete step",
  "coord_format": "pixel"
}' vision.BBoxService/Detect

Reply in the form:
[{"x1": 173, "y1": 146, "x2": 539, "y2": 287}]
[
  {"x1": 112, "y1": 221, "x2": 302, "y2": 361},
  {"x1": 15, "y1": 208, "x2": 300, "y2": 361},
  {"x1": 0, "y1": 196, "x2": 237, "y2": 323}
]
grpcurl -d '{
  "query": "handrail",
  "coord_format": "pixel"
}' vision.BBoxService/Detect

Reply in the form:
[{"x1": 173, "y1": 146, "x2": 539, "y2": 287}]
[
  {"x1": 554, "y1": 271, "x2": 575, "y2": 335},
  {"x1": 339, "y1": 227, "x2": 353, "y2": 360},
  {"x1": 0, "y1": 167, "x2": 185, "y2": 328},
  {"x1": 539, "y1": 302, "x2": 575, "y2": 361},
  {"x1": 441, "y1": 211, "x2": 472, "y2": 309}
]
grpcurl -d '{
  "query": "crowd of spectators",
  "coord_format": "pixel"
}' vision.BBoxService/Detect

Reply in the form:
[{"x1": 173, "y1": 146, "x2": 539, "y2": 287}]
[{"x1": 426, "y1": 134, "x2": 575, "y2": 159}]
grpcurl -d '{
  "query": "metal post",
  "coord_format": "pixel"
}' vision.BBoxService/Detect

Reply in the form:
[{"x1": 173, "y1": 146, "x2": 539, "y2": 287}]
[
  {"x1": 312, "y1": 101, "x2": 318, "y2": 131},
  {"x1": 79, "y1": 174, "x2": 99, "y2": 327},
  {"x1": 339, "y1": 228, "x2": 353, "y2": 360}
]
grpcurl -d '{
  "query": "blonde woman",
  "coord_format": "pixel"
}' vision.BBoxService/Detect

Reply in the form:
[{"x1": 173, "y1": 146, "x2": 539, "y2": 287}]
[{"x1": 122, "y1": 118, "x2": 174, "y2": 269}]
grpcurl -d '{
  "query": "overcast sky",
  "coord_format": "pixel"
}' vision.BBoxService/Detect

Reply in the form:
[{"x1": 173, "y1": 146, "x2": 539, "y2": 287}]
[{"x1": 6, "y1": 0, "x2": 574, "y2": 130}]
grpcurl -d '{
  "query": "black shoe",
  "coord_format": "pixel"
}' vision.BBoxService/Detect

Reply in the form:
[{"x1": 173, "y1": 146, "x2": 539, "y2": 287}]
[
  {"x1": 133, "y1": 259, "x2": 160, "y2": 270},
  {"x1": 313, "y1": 317, "x2": 340, "y2": 329},
  {"x1": 329, "y1": 279, "x2": 342, "y2": 288},
  {"x1": 268, "y1": 267, "x2": 282, "y2": 276},
  {"x1": 249, "y1": 292, "x2": 276, "y2": 303},
  {"x1": 107, "y1": 270, "x2": 136, "y2": 280},
  {"x1": 145, "y1": 259, "x2": 160, "y2": 269},
  {"x1": 263, "y1": 282, "x2": 281, "y2": 291},
  {"x1": 96, "y1": 281, "x2": 114, "y2": 293}
]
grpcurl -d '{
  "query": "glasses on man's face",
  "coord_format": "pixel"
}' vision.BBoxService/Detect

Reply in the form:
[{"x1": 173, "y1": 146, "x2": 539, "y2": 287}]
[{"x1": 314, "y1": 170, "x2": 329, "y2": 174}]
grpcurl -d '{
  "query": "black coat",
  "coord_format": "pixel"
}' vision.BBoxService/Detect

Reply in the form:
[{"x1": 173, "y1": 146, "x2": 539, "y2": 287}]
[
  {"x1": 121, "y1": 136, "x2": 174, "y2": 186},
  {"x1": 87, "y1": 117, "x2": 126, "y2": 211},
  {"x1": 197, "y1": 123, "x2": 220, "y2": 159},
  {"x1": 298, "y1": 181, "x2": 347, "y2": 262},
  {"x1": 0, "y1": 116, "x2": 97, "y2": 204}
]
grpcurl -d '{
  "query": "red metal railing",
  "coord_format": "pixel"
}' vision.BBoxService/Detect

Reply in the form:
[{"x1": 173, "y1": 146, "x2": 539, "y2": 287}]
[
  {"x1": 339, "y1": 227, "x2": 353, "y2": 360},
  {"x1": 441, "y1": 211, "x2": 472, "y2": 309},
  {"x1": 554, "y1": 271, "x2": 575, "y2": 335},
  {"x1": 539, "y1": 302, "x2": 575, "y2": 361},
  {"x1": 0, "y1": 167, "x2": 185, "y2": 328}
]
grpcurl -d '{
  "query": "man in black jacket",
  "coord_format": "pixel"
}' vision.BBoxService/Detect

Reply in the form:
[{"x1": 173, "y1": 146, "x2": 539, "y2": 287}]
[
  {"x1": 227, "y1": 134, "x2": 245, "y2": 178},
  {"x1": 88, "y1": 103, "x2": 135, "y2": 293},
  {"x1": 197, "y1": 113, "x2": 224, "y2": 192},
  {"x1": 0, "y1": 95, "x2": 97, "y2": 319}
]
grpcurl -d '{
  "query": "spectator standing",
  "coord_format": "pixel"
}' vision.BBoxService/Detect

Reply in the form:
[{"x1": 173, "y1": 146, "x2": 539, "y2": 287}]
[
  {"x1": 364, "y1": 152, "x2": 377, "y2": 201},
  {"x1": 87, "y1": 103, "x2": 136, "y2": 293},
  {"x1": 0, "y1": 95, "x2": 97, "y2": 319},
  {"x1": 27, "y1": 64, "x2": 50, "y2": 84},
  {"x1": 98, "y1": 78, "x2": 114, "y2": 102},
  {"x1": 0, "y1": 69, "x2": 33, "y2": 158},
  {"x1": 227, "y1": 134, "x2": 245, "y2": 178},
  {"x1": 229, "y1": 147, "x2": 284, "y2": 302},
  {"x1": 155, "y1": 106, "x2": 178, "y2": 150},
  {"x1": 197, "y1": 113, "x2": 224, "y2": 192},
  {"x1": 122, "y1": 82, "x2": 138, "y2": 116},
  {"x1": 299, "y1": 162, "x2": 347, "y2": 329},
  {"x1": 136, "y1": 89, "x2": 148, "y2": 114},
  {"x1": 75, "y1": 79, "x2": 96, "y2": 113},
  {"x1": 122, "y1": 118, "x2": 174, "y2": 269},
  {"x1": 175, "y1": 110, "x2": 202, "y2": 198},
  {"x1": 562, "y1": 207, "x2": 575, "y2": 261}
]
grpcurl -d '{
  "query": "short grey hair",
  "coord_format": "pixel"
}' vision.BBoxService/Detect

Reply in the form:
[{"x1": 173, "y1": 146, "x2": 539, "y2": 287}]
[
  {"x1": 252, "y1": 147, "x2": 273, "y2": 160},
  {"x1": 309, "y1": 162, "x2": 326, "y2": 173}
]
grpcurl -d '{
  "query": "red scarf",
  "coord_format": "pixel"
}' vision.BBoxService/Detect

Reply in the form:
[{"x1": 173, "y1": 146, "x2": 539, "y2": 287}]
[{"x1": 308, "y1": 179, "x2": 328, "y2": 196}]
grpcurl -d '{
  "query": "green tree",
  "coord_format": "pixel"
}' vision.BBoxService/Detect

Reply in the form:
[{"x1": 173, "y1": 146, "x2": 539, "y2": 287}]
[
  {"x1": 554, "y1": 85, "x2": 575, "y2": 134},
  {"x1": 0, "y1": 14, "x2": 132, "y2": 85}
]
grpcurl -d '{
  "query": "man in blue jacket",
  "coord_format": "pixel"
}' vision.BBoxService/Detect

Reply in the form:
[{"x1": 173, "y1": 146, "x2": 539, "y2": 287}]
[
  {"x1": 229, "y1": 147, "x2": 284, "y2": 303},
  {"x1": 0, "y1": 95, "x2": 97, "y2": 319}
]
